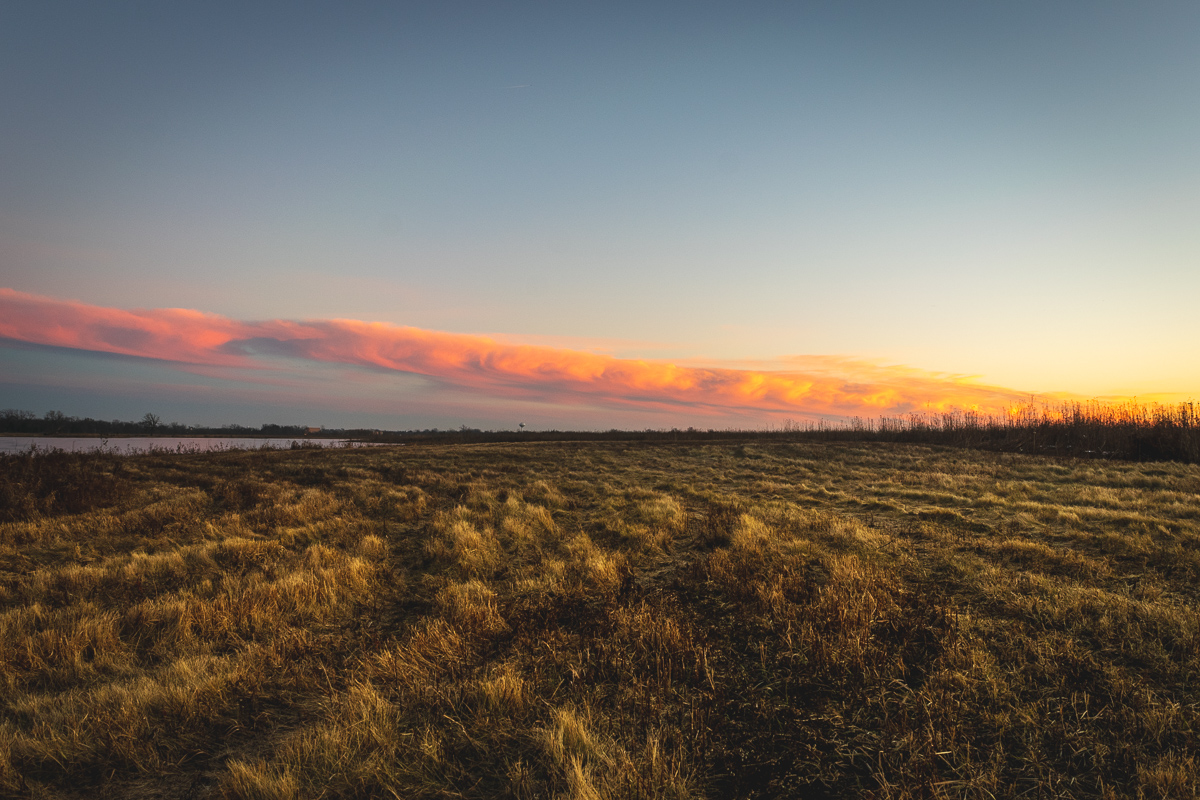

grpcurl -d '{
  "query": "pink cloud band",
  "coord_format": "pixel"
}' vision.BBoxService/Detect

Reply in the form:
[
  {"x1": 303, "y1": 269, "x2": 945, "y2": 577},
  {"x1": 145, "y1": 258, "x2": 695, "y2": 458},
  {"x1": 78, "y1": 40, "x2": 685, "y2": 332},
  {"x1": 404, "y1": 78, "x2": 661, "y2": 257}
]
[{"x1": 0, "y1": 288, "x2": 1033, "y2": 418}]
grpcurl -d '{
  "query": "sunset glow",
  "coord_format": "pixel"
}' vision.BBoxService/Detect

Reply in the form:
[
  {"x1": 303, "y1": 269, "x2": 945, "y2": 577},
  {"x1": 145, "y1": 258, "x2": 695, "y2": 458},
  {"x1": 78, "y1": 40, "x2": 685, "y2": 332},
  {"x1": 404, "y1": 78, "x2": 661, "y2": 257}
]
[
  {"x1": 2, "y1": 4, "x2": 1197, "y2": 427},
  {"x1": 0, "y1": 289, "x2": 1033, "y2": 423}
]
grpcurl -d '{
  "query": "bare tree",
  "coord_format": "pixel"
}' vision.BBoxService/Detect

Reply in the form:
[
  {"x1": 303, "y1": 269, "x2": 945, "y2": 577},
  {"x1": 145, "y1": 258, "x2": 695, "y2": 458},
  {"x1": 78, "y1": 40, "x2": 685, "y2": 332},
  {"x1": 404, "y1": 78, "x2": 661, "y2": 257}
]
[{"x1": 141, "y1": 413, "x2": 161, "y2": 432}]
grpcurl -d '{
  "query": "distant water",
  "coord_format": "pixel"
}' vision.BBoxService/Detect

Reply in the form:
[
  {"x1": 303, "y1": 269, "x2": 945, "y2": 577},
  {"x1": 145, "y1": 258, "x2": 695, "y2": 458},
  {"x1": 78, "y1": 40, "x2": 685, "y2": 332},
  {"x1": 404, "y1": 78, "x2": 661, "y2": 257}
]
[{"x1": 0, "y1": 437, "x2": 372, "y2": 454}]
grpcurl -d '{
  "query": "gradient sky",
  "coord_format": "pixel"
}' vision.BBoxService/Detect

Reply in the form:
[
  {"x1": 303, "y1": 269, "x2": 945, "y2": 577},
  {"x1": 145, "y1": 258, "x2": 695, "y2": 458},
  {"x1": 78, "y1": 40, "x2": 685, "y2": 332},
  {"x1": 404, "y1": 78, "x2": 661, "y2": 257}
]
[{"x1": 2, "y1": 2, "x2": 1198, "y2": 429}]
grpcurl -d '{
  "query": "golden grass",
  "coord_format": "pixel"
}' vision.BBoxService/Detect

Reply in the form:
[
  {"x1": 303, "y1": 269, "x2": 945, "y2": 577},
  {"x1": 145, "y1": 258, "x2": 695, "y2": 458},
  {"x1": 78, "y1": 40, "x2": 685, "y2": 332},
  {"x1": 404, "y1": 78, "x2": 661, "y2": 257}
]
[{"x1": 1, "y1": 440, "x2": 1199, "y2": 797}]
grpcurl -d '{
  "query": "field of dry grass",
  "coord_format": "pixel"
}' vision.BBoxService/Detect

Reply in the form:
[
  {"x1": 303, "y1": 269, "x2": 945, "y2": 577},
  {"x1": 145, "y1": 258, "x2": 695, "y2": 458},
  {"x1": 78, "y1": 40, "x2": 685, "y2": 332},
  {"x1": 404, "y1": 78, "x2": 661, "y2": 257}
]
[{"x1": 2, "y1": 440, "x2": 1199, "y2": 798}]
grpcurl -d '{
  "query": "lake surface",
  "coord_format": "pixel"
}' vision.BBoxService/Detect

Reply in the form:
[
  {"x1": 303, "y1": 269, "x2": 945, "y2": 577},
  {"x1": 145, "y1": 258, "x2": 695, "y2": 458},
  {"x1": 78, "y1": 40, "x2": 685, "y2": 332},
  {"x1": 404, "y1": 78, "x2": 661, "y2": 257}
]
[{"x1": 0, "y1": 437, "x2": 372, "y2": 454}]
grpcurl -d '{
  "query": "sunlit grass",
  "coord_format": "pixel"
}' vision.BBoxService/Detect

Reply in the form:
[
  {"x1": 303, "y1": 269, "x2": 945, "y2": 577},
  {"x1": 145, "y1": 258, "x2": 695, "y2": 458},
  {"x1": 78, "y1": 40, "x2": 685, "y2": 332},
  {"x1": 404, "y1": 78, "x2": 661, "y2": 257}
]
[{"x1": 1, "y1": 440, "x2": 1199, "y2": 797}]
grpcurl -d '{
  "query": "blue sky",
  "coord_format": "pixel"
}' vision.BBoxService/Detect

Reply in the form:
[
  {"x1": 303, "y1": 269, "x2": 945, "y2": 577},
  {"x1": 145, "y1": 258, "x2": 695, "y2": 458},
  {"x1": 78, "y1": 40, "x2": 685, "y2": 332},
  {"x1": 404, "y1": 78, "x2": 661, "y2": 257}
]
[{"x1": 2, "y1": 2, "x2": 1198, "y2": 428}]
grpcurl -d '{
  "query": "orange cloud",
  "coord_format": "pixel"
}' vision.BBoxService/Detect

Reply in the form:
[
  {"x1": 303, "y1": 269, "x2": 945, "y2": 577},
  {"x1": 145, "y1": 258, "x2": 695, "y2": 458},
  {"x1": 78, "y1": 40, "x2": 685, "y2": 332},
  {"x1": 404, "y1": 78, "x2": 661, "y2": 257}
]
[{"x1": 0, "y1": 288, "x2": 1035, "y2": 420}]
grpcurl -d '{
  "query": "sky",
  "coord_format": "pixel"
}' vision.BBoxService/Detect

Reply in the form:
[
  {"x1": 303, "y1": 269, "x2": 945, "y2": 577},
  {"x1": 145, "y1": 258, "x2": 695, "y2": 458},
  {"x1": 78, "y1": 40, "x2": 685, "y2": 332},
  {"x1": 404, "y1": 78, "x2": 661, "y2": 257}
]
[{"x1": 2, "y1": 1, "x2": 1198, "y2": 430}]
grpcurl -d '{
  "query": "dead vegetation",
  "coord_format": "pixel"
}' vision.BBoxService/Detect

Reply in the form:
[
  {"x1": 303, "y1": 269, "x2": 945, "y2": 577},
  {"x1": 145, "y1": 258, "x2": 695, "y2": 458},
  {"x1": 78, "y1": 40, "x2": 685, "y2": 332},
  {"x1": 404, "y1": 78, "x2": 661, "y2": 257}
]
[{"x1": 1, "y1": 440, "x2": 1199, "y2": 798}]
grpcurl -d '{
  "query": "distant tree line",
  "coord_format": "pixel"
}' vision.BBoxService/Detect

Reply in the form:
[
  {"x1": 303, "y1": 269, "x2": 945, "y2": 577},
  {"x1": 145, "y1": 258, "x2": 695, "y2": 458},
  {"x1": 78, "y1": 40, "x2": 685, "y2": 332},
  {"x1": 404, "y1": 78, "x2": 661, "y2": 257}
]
[
  {"x1": 0, "y1": 410, "x2": 345, "y2": 438},
  {"x1": 5, "y1": 399, "x2": 1198, "y2": 464},
  {"x1": 368, "y1": 400, "x2": 1200, "y2": 464},
  {"x1": 812, "y1": 400, "x2": 1200, "y2": 465}
]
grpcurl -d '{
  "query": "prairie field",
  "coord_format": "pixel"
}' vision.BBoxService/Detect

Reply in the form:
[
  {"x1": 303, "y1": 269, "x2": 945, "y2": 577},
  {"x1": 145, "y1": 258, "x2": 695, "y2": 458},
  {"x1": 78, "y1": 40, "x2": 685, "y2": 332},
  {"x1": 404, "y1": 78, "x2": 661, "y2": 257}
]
[{"x1": 1, "y1": 440, "x2": 1199, "y2": 799}]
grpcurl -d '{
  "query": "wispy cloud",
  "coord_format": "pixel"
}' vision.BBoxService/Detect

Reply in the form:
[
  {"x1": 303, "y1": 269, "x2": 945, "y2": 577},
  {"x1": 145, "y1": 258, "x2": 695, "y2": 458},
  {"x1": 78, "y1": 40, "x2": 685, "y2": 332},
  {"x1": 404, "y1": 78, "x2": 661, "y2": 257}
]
[{"x1": 0, "y1": 288, "x2": 1037, "y2": 420}]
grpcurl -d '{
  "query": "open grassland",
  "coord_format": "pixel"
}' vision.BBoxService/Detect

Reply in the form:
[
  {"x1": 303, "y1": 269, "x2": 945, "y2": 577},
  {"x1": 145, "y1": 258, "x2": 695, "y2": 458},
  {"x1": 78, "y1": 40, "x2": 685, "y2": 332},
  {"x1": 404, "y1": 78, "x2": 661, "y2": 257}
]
[{"x1": 1, "y1": 441, "x2": 1199, "y2": 799}]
